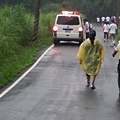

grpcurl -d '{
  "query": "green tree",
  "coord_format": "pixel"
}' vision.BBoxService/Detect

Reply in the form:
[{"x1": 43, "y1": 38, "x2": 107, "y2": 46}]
[
  {"x1": 0, "y1": 0, "x2": 117, "y2": 20},
  {"x1": 60, "y1": 0, "x2": 73, "y2": 11}
]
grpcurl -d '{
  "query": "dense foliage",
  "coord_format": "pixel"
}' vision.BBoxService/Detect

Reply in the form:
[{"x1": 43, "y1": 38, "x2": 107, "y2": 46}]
[
  {"x1": 0, "y1": 4, "x2": 57, "y2": 88},
  {"x1": 0, "y1": 0, "x2": 117, "y2": 20},
  {"x1": 0, "y1": 0, "x2": 120, "y2": 88}
]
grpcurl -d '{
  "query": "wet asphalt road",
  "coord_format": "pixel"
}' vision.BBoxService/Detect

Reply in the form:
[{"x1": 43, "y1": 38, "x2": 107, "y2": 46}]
[{"x1": 0, "y1": 25, "x2": 120, "y2": 120}]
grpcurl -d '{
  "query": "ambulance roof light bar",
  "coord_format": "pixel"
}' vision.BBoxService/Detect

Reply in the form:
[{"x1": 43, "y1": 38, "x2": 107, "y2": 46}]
[
  {"x1": 61, "y1": 11, "x2": 80, "y2": 15},
  {"x1": 61, "y1": 11, "x2": 73, "y2": 15}
]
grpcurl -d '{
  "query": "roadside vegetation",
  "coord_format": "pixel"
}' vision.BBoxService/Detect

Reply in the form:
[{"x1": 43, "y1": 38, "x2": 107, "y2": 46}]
[
  {"x1": 0, "y1": 2, "x2": 119, "y2": 89},
  {"x1": 0, "y1": 4, "x2": 58, "y2": 88},
  {"x1": 117, "y1": 33, "x2": 120, "y2": 41}
]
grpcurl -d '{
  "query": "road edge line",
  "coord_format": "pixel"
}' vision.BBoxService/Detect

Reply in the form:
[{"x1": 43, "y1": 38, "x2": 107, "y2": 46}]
[{"x1": 0, "y1": 44, "x2": 54, "y2": 98}]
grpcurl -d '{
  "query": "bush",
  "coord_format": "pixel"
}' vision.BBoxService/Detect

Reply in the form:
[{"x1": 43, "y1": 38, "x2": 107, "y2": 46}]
[
  {"x1": 0, "y1": 4, "x2": 55, "y2": 88},
  {"x1": 39, "y1": 12, "x2": 58, "y2": 38},
  {"x1": 116, "y1": 32, "x2": 120, "y2": 41},
  {"x1": 0, "y1": 4, "x2": 34, "y2": 65},
  {"x1": 0, "y1": 3, "x2": 85, "y2": 88},
  {"x1": 0, "y1": 5, "x2": 33, "y2": 46}
]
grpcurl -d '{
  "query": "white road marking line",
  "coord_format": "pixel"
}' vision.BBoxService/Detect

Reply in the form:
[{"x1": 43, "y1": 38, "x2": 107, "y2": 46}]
[{"x1": 0, "y1": 44, "x2": 54, "y2": 98}]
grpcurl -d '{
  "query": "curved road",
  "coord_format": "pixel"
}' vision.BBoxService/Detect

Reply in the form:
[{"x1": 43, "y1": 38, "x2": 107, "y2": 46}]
[{"x1": 0, "y1": 25, "x2": 120, "y2": 120}]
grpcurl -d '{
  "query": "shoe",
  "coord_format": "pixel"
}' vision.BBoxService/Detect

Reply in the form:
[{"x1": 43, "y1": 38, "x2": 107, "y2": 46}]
[
  {"x1": 103, "y1": 38, "x2": 106, "y2": 42},
  {"x1": 86, "y1": 84, "x2": 90, "y2": 87},
  {"x1": 85, "y1": 79, "x2": 90, "y2": 86},
  {"x1": 90, "y1": 85, "x2": 96, "y2": 89},
  {"x1": 113, "y1": 41, "x2": 115, "y2": 46}
]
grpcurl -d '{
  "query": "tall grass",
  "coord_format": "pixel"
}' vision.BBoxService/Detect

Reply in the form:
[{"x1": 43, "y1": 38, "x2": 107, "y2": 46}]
[
  {"x1": 116, "y1": 32, "x2": 120, "y2": 41},
  {"x1": 0, "y1": 5, "x2": 33, "y2": 87},
  {"x1": 39, "y1": 12, "x2": 58, "y2": 38},
  {"x1": 0, "y1": 5, "x2": 34, "y2": 45},
  {"x1": 0, "y1": 2, "x2": 86, "y2": 88},
  {"x1": 0, "y1": 4, "x2": 57, "y2": 88},
  {"x1": 0, "y1": 5, "x2": 34, "y2": 62}
]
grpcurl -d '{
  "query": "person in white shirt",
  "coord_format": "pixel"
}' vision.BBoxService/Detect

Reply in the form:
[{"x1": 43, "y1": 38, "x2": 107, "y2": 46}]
[
  {"x1": 112, "y1": 41, "x2": 120, "y2": 97},
  {"x1": 89, "y1": 20, "x2": 93, "y2": 31},
  {"x1": 109, "y1": 20, "x2": 117, "y2": 46},
  {"x1": 84, "y1": 19, "x2": 90, "y2": 39},
  {"x1": 103, "y1": 22, "x2": 110, "y2": 42},
  {"x1": 96, "y1": 17, "x2": 100, "y2": 25},
  {"x1": 89, "y1": 23, "x2": 92, "y2": 31},
  {"x1": 101, "y1": 16, "x2": 105, "y2": 23},
  {"x1": 106, "y1": 16, "x2": 110, "y2": 23}
]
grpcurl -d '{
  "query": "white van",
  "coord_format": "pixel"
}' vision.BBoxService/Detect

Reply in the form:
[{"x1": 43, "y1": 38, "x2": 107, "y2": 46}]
[{"x1": 53, "y1": 11, "x2": 85, "y2": 45}]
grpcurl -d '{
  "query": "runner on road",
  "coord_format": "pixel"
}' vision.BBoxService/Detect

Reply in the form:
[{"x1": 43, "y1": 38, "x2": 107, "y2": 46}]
[
  {"x1": 101, "y1": 16, "x2": 105, "y2": 24},
  {"x1": 106, "y1": 16, "x2": 110, "y2": 23},
  {"x1": 96, "y1": 17, "x2": 100, "y2": 26},
  {"x1": 103, "y1": 21, "x2": 110, "y2": 42},
  {"x1": 109, "y1": 20, "x2": 117, "y2": 46}
]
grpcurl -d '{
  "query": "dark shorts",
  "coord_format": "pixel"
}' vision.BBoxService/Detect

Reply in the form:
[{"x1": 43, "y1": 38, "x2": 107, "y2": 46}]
[
  {"x1": 110, "y1": 33, "x2": 116, "y2": 40},
  {"x1": 104, "y1": 32, "x2": 109, "y2": 39}
]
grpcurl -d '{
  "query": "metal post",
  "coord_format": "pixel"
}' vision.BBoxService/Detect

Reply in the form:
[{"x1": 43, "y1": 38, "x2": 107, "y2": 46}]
[{"x1": 32, "y1": 0, "x2": 41, "y2": 42}]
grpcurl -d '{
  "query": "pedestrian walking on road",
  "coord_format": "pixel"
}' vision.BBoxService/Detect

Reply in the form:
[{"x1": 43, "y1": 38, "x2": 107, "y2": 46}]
[
  {"x1": 103, "y1": 22, "x2": 110, "y2": 42},
  {"x1": 77, "y1": 30, "x2": 104, "y2": 89},
  {"x1": 96, "y1": 17, "x2": 100, "y2": 26},
  {"x1": 106, "y1": 16, "x2": 110, "y2": 23},
  {"x1": 109, "y1": 20, "x2": 117, "y2": 46},
  {"x1": 112, "y1": 41, "x2": 120, "y2": 97},
  {"x1": 101, "y1": 16, "x2": 105, "y2": 24},
  {"x1": 84, "y1": 19, "x2": 90, "y2": 39},
  {"x1": 89, "y1": 21, "x2": 93, "y2": 32},
  {"x1": 111, "y1": 16, "x2": 116, "y2": 22}
]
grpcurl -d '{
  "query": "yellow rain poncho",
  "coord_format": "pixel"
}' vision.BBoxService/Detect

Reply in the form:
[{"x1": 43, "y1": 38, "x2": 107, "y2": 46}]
[{"x1": 77, "y1": 38, "x2": 104, "y2": 76}]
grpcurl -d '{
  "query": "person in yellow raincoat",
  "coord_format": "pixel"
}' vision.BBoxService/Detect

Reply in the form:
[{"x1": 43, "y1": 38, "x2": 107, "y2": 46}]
[{"x1": 77, "y1": 30, "x2": 104, "y2": 89}]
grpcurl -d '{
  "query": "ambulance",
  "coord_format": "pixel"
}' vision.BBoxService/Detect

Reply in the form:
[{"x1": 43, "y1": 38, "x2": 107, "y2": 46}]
[{"x1": 53, "y1": 11, "x2": 85, "y2": 45}]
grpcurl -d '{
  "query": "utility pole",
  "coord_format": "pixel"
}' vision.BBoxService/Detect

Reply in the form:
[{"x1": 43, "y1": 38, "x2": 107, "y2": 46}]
[
  {"x1": 116, "y1": 0, "x2": 120, "y2": 34},
  {"x1": 32, "y1": 0, "x2": 41, "y2": 42}
]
